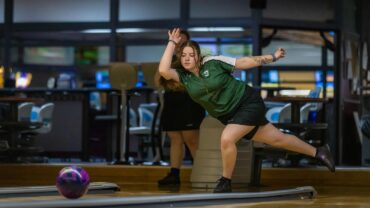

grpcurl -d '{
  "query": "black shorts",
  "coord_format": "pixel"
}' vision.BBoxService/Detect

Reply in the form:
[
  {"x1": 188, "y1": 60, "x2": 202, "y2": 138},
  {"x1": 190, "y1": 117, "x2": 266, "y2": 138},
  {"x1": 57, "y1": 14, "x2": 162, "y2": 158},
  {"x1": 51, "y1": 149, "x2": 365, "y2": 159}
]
[
  {"x1": 161, "y1": 90, "x2": 205, "y2": 131},
  {"x1": 216, "y1": 85, "x2": 269, "y2": 140}
]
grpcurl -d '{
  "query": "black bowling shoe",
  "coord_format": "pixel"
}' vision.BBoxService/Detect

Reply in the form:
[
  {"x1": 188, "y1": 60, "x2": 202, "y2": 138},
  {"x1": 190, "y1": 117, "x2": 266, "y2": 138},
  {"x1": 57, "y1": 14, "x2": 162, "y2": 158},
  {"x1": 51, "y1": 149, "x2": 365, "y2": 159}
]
[{"x1": 315, "y1": 144, "x2": 335, "y2": 172}]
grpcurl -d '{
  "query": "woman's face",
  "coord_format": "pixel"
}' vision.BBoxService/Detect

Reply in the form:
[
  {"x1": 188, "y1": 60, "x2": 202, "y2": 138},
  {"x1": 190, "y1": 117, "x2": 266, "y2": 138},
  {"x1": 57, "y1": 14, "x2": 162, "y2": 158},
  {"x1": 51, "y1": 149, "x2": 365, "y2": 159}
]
[{"x1": 181, "y1": 46, "x2": 198, "y2": 71}]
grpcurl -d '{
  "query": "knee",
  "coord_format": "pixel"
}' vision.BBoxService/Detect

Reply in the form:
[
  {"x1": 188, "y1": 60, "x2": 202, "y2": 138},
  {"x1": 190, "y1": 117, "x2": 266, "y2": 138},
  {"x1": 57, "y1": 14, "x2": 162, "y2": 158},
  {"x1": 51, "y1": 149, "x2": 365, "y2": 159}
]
[
  {"x1": 220, "y1": 136, "x2": 235, "y2": 150},
  {"x1": 184, "y1": 138, "x2": 198, "y2": 150}
]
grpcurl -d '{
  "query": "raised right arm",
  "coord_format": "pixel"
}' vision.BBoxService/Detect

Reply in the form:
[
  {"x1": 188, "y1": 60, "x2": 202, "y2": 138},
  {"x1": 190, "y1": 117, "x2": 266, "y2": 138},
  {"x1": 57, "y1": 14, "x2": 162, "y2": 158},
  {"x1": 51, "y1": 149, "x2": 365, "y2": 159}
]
[{"x1": 158, "y1": 28, "x2": 181, "y2": 82}]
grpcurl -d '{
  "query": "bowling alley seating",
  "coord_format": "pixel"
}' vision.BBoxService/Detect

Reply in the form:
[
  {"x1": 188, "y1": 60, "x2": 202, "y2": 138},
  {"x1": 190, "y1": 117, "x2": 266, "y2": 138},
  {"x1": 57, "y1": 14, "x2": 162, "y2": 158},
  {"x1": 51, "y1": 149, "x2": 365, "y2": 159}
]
[
  {"x1": 129, "y1": 108, "x2": 138, "y2": 128},
  {"x1": 19, "y1": 103, "x2": 55, "y2": 147},
  {"x1": 0, "y1": 102, "x2": 35, "y2": 152},
  {"x1": 29, "y1": 103, "x2": 55, "y2": 134},
  {"x1": 15, "y1": 102, "x2": 36, "y2": 146},
  {"x1": 0, "y1": 102, "x2": 40, "y2": 144},
  {"x1": 265, "y1": 87, "x2": 325, "y2": 143},
  {"x1": 140, "y1": 62, "x2": 165, "y2": 164},
  {"x1": 265, "y1": 87, "x2": 323, "y2": 124},
  {"x1": 17, "y1": 102, "x2": 35, "y2": 122},
  {"x1": 0, "y1": 102, "x2": 54, "y2": 162},
  {"x1": 129, "y1": 103, "x2": 158, "y2": 161},
  {"x1": 130, "y1": 62, "x2": 163, "y2": 164}
]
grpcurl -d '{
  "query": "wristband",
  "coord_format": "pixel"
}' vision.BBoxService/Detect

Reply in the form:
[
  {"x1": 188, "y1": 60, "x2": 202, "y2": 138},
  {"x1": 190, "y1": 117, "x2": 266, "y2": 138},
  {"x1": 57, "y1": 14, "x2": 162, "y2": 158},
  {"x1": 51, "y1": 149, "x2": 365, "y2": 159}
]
[
  {"x1": 168, "y1": 40, "x2": 178, "y2": 45},
  {"x1": 271, "y1": 53, "x2": 277, "y2": 62}
]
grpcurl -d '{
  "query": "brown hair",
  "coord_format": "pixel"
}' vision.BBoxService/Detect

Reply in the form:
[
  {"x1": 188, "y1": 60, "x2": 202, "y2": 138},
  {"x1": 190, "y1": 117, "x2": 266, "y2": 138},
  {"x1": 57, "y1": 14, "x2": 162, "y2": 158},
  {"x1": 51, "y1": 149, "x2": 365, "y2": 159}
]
[
  {"x1": 158, "y1": 77, "x2": 186, "y2": 91},
  {"x1": 180, "y1": 40, "x2": 203, "y2": 70},
  {"x1": 156, "y1": 58, "x2": 186, "y2": 91},
  {"x1": 180, "y1": 30, "x2": 190, "y2": 40},
  {"x1": 157, "y1": 40, "x2": 202, "y2": 91}
]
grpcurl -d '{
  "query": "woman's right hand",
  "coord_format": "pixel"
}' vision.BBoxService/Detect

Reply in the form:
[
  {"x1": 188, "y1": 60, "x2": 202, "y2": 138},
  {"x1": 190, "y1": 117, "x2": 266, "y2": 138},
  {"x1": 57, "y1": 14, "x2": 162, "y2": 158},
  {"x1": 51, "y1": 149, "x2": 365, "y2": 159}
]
[
  {"x1": 274, "y1": 48, "x2": 286, "y2": 60},
  {"x1": 168, "y1": 28, "x2": 182, "y2": 45}
]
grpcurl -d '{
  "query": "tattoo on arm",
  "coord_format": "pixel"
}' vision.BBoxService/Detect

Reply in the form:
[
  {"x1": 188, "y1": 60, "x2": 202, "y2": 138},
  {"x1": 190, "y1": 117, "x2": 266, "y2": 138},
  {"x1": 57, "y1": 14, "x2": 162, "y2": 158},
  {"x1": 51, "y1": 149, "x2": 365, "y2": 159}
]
[{"x1": 251, "y1": 56, "x2": 273, "y2": 65}]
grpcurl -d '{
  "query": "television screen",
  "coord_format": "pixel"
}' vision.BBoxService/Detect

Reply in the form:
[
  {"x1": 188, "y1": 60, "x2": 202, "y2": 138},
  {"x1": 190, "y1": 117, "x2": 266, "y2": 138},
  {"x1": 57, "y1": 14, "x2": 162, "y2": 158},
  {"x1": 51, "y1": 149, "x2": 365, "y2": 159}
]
[
  {"x1": 15, "y1": 71, "x2": 32, "y2": 88},
  {"x1": 262, "y1": 70, "x2": 279, "y2": 83},
  {"x1": 95, "y1": 70, "x2": 111, "y2": 89},
  {"x1": 24, "y1": 47, "x2": 74, "y2": 65},
  {"x1": 75, "y1": 47, "x2": 98, "y2": 65}
]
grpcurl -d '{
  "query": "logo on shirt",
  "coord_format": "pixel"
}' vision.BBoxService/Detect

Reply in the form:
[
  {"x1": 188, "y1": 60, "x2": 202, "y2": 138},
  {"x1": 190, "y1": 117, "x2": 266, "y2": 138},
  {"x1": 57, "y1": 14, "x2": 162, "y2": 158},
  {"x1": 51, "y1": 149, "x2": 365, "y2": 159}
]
[{"x1": 203, "y1": 70, "x2": 209, "y2": 77}]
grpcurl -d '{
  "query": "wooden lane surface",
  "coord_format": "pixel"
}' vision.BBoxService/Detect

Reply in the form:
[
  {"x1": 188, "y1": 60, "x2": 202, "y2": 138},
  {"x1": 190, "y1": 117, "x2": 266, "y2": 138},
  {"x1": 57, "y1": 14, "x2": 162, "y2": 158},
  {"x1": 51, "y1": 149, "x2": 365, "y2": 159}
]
[
  {"x1": 0, "y1": 185, "x2": 369, "y2": 207},
  {"x1": 191, "y1": 186, "x2": 370, "y2": 207},
  {"x1": 0, "y1": 164, "x2": 370, "y2": 207},
  {"x1": 2, "y1": 164, "x2": 370, "y2": 187}
]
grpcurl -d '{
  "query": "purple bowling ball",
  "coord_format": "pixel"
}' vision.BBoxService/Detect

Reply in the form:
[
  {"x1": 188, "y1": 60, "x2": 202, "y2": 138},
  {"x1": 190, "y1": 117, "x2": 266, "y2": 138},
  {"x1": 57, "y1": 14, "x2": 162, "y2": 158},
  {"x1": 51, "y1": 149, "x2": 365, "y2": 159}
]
[{"x1": 56, "y1": 166, "x2": 90, "y2": 199}]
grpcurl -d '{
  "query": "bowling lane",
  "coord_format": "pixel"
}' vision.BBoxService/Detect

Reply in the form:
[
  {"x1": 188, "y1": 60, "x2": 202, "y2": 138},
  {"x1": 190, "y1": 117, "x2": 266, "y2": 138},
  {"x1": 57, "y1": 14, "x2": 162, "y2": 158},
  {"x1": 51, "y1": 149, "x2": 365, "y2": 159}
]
[
  {"x1": 0, "y1": 184, "x2": 369, "y2": 208},
  {"x1": 0, "y1": 185, "x2": 315, "y2": 207},
  {"x1": 191, "y1": 186, "x2": 370, "y2": 208}
]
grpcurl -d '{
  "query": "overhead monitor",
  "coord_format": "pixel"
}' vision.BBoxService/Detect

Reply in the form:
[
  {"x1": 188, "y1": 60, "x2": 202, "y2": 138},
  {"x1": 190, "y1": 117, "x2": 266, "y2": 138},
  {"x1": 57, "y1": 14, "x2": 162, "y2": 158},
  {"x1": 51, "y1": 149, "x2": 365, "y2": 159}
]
[
  {"x1": 15, "y1": 71, "x2": 32, "y2": 88},
  {"x1": 95, "y1": 70, "x2": 111, "y2": 89}
]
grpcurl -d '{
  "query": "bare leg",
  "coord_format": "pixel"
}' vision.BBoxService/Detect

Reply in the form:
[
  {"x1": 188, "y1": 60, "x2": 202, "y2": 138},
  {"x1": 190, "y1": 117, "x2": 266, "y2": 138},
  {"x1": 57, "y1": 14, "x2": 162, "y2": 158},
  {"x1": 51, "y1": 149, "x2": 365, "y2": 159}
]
[
  {"x1": 167, "y1": 131, "x2": 185, "y2": 169},
  {"x1": 252, "y1": 123, "x2": 316, "y2": 157},
  {"x1": 252, "y1": 123, "x2": 335, "y2": 172},
  {"x1": 182, "y1": 130, "x2": 200, "y2": 158},
  {"x1": 215, "y1": 122, "x2": 333, "y2": 193},
  {"x1": 220, "y1": 124, "x2": 255, "y2": 178},
  {"x1": 220, "y1": 123, "x2": 316, "y2": 179}
]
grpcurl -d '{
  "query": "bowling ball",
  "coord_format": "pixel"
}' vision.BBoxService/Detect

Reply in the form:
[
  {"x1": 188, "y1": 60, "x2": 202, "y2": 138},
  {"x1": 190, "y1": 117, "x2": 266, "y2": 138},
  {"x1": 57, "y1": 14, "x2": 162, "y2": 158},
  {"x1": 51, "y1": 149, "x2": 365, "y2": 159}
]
[{"x1": 56, "y1": 166, "x2": 90, "y2": 199}]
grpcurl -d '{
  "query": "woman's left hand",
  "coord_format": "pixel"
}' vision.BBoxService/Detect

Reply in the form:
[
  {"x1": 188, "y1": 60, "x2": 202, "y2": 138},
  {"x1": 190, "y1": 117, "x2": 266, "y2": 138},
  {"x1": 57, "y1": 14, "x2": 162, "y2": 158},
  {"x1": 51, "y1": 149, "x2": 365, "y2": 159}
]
[
  {"x1": 274, "y1": 48, "x2": 286, "y2": 60},
  {"x1": 168, "y1": 28, "x2": 182, "y2": 45}
]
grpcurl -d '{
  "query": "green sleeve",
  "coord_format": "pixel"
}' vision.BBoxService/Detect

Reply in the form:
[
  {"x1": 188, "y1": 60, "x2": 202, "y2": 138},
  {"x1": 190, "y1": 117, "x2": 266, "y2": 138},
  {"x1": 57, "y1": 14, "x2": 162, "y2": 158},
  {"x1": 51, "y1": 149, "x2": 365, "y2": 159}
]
[{"x1": 219, "y1": 60, "x2": 235, "y2": 73}]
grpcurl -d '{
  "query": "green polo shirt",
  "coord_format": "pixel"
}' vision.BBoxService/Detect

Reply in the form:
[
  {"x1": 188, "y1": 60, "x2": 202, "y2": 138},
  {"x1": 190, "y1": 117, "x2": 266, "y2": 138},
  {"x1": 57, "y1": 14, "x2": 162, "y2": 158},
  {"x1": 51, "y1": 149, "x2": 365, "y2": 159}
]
[{"x1": 176, "y1": 56, "x2": 246, "y2": 117}]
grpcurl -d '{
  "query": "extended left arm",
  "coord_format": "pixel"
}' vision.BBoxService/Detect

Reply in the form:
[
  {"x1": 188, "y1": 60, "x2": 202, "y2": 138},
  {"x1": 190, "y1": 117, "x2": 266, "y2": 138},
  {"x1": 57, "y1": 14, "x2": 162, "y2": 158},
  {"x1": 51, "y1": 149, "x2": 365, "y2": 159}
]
[{"x1": 235, "y1": 48, "x2": 286, "y2": 70}]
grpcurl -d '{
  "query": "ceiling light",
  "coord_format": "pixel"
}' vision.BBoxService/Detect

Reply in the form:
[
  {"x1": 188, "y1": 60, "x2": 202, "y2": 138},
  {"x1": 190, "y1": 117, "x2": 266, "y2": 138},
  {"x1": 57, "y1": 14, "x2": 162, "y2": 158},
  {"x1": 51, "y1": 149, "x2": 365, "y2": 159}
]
[{"x1": 188, "y1": 27, "x2": 244, "y2": 32}]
